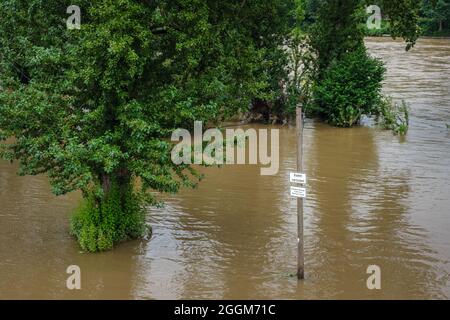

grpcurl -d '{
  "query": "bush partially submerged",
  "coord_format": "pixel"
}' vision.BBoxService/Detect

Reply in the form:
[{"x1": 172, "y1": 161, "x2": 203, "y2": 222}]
[
  {"x1": 376, "y1": 97, "x2": 410, "y2": 135},
  {"x1": 311, "y1": 48, "x2": 386, "y2": 127},
  {"x1": 308, "y1": 46, "x2": 410, "y2": 135},
  {"x1": 70, "y1": 182, "x2": 147, "y2": 252}
]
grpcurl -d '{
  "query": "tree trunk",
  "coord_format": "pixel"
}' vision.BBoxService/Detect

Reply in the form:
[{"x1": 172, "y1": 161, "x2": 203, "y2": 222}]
[
  {"x1": 102, "y1": 173, "x2": 111, "y2": 194},
  {"x1": 116, "y1": 168, "x2": 131, "y2": 206},
  {"x1": 101, "y1": 169, "x2": 130, "y2": 194},
  {"x1": 439, "y1": 19, "x2": 443, "y2": 32}
]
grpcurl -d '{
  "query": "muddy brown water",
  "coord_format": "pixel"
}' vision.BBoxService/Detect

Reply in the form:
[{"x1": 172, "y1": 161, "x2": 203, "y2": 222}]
[{"x1": 1, "y1": 37, "x2": 449, "y2": 299}]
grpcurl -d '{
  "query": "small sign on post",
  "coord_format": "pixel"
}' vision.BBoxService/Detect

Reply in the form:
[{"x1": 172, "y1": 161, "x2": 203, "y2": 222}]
[
  {"x1": 290, "y1": 172, "x2": 306, "y2": 184},
  {"x1": 290, "y1": 186, "x2": 306, "y2": 198}
]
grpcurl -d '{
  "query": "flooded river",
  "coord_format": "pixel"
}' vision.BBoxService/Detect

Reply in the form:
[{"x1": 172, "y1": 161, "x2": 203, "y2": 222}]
[{"x1": 1, "y1": 37, "x2": 449, "y2": 299}]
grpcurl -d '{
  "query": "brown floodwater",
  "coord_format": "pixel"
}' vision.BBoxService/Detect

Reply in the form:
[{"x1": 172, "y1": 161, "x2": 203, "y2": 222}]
[{"x1": 1, "y1": 37, "x2": 449, "y2": 299}]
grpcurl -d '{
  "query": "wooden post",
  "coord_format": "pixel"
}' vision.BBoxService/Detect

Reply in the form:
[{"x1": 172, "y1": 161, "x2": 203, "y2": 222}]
[{"x1": 296, "y1": 106, "x2": 304, "y2": 280}]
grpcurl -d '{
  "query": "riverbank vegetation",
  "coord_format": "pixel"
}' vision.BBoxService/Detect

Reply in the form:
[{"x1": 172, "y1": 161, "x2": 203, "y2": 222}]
[
  {"x1": 0, "y1": 0, "x2": 421, "y2": 251},
  {"x1": 420, "y1": 0, "x2": 450, "y2": 36},
  {"x1": 280, "y1": 0, "x2": 416, "y2": 130},
  {"x1": 70, "y1": 179, "x2": 147, "y2": 252}
]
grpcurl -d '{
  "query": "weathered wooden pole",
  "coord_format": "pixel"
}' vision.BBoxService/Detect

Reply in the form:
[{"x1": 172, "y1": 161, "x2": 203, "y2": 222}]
[{"x1": 296, "y1": 106, "x2": 304, "y2": 280}]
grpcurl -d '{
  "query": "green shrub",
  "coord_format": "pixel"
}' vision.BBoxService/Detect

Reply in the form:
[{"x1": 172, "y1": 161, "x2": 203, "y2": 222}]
[
  {"x1": 70, "y1": 181, "x2": 147, "y2": 252},
  {"x1": 311, "y1": 47, "x2": 385, "y2": 127},
  {"x1": 375, "y1": 97, "x2": 410, "y2": 135},
  {"x1": 364, "y1": 21, "x2": 391, "y2": 37}
]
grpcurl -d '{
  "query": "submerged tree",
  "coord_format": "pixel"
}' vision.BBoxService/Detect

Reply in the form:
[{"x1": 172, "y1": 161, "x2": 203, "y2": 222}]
[{"x1": 0, "y1": 0, "x2": 294, "y2": 251}]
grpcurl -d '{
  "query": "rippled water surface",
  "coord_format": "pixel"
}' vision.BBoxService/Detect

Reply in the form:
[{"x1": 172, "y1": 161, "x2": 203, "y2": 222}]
[{"x1": 1, "y1": 37, "x2": 449, "y2": 299}]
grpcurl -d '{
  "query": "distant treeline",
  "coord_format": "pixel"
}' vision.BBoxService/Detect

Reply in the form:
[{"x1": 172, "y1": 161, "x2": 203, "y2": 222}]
[
  {"x1": 371, "y1": 0, "x2": 450, "y2": 37},
  {"x1": 302, "y1": 0, "x2": 450, "y2": 37},
  {"x1": 418, "y1": 0, "x2": 450, "y2": 36}
]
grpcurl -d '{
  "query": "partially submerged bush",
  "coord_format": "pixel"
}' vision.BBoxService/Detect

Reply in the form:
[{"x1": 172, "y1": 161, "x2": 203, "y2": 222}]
[
  {"x1": 376, "y1": 97, "x2": 410, "y2": 135},
  {"x1": 311, "y1": 48, "x2": 386, "y2": 127},
  {"x1": 70, "y1": 181, "x2": 147, "y2": 252}
]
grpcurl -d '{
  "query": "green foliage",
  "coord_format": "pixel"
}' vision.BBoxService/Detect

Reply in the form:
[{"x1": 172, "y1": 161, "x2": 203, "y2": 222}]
[
  {"x1": 70, "y1": 180, "x2": 146, "y2": 252},
  {"x1": 311, "y1": 48, "x2": 385, "y2": 127},
  {"x1": 376, "y1": 97, "x2": 410, "y2": 135},
  {"x1": 244, "y1": 0, "x2": 422, "y2": 126},
  {"x1": 0, "y1": 1, "x2": 295, "y2": 250},
  {"x1": 364, "y1": 21, "x2": 391, "y2": 37},
  {"x1": 283, "y1": 0, "x2": 316, "y2": 117},
  {"x1": 373, "y1": 0, "x2": 422, "y2": 50},
  {"x1": 305, "y1": 0, "x2": 423, "y2": 45},
  {"x1": 420, "y1": 0, "x2": 450, "y2": 35},
  {"x1": 363, "y1": 0, "x2": 450, "y2": 37},
  {"x1": 304, "y1": 0, "x2": 421, "y2": 127},
  {"x1": 0, "y1": 0, "x2": 295, "y2": 196},
  {"x1": 310, "y1": 0, "x2": 366, "y2": 82},
  {"x1": 310, "y1": 0, "x2": 422, "y2": 78}
]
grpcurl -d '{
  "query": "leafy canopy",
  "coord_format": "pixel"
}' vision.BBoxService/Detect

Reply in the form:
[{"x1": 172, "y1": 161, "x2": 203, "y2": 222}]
[{"x1": 0, "y1": 0, "x2": 294, "y2": 197}]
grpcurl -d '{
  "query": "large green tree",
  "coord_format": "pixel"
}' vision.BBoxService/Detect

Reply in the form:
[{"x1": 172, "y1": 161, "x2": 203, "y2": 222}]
[{"x1": 0, "y1": 0, "x2": 294, "y2": 251}]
